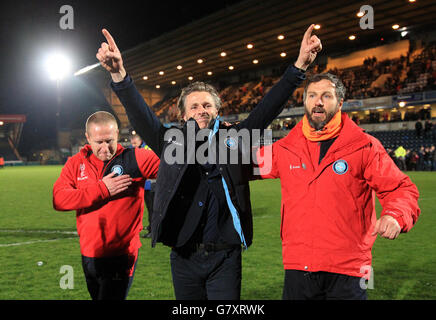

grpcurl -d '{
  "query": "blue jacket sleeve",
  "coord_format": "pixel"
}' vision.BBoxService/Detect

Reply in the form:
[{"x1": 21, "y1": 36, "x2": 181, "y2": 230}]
[{"x1": 111, "y1": 76, "x2": 166, "y2": 156}]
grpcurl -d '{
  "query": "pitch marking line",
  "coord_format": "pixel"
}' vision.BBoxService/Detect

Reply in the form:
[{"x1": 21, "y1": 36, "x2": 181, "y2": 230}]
[
  {"x1": 0, "y1": 229, "x2": 77, "y2": 235},
  {"x1": 0, "y1": 237, "x2": 77, "y2": 247},
  {"x1": 0, "y1": 229, "x2": 78, "y2": 247}
]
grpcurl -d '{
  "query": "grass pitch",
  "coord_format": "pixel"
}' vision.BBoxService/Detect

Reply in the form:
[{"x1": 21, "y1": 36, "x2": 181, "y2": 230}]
[{"x1": 0, "y1": 166, "x2": 434, "y2": 299}]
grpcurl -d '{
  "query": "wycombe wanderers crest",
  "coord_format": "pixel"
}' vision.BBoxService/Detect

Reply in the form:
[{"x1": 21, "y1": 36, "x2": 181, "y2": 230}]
[
  {"x1": 224, "y1": 137, "x2": 238, "y2": 150},
  {"x1": 332, "y1": 159, "x2": 348, "y2": 175},
  {"x1": 111, "y1": 165, "x2": 124, "y2": 176}
]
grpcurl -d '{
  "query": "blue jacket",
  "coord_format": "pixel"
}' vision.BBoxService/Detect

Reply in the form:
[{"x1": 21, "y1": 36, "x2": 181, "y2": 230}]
[{"x1": 111, "y1": 65, "x2": 305, "y2": 248}]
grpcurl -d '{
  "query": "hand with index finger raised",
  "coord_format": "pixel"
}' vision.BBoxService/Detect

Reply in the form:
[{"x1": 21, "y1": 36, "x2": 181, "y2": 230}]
[
  {"x1": 295, "y1": 24, "x2": 322, "y2": 70},
  {"x1": 96, "y1": 28, "x2": 126, "y2": 80}
]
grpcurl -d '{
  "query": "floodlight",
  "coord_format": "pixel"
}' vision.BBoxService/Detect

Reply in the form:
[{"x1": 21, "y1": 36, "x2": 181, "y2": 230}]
[{"x1": 45, "y1": 53, "x2": 71, "y2": 80}]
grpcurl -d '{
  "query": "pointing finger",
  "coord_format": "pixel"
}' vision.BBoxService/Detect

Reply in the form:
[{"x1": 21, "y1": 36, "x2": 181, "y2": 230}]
[
  {"x1": 303, "y1": 24, "x2": 315, "y2": 44},
  {"x1": 103, "y1": 172, "x2": 116, "y2": 180},
  {"x1": 102, "y1": 28, "x2": 118, "y2": 51}
]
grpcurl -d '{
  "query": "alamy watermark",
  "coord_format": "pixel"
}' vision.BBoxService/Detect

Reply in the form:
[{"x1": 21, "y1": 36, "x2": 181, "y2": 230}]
[
  {"x1": 59, "y1": 265, "x2": 74, "y2": 289},
  {"x1": 162, "y1": 122, "x2": 273, "y2": 175},
  {"x1": 359, "y1": 265, "x2": 374, "y2": 290},
  {"x1": 359, "y1": 5, "x2": 374, "y2": 30},
  {"x1": 59, "y1": 5, "x2": 74, "y2": 30}
]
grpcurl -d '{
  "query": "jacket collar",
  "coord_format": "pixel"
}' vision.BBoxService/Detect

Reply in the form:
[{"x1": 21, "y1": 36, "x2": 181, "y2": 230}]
[
  {"x1": 278, "y1": 113, "x2": 370, "y2": 155},
  {"x1": 277, "y1": 113, "x2": 372, "y2": 183},
  {"x1": 184, "y1": 116, "x2": 220, "y2": 129}
]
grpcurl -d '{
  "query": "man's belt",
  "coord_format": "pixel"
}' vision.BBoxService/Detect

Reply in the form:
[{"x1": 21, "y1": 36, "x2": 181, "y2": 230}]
[{"x1": 196, "y1": 243, "x2": 240, "y2": 252}]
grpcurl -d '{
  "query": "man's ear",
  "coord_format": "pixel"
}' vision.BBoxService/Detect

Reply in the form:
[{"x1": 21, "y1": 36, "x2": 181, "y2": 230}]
[
  {"x1": 85, "y1": 132, "x2": 90, "y2": 144},
  {"x1": 338, "y1": 98, "x2": 344, "y2": 110}
]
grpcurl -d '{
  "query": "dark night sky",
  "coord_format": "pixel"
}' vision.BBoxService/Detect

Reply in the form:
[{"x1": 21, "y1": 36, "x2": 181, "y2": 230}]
[{"x1": 0, "y1": 0, "x2": 243, "y2": 155}]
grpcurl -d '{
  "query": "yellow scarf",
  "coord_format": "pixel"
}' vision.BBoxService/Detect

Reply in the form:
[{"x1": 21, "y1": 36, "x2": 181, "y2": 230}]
[{"x1": 302, "y1": 111, "x2": 342, "y2": 142}]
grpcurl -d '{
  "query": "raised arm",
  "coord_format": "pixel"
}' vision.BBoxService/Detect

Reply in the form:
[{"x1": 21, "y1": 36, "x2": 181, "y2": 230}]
[
  {"x1": 237, "y1": 24, "x2": 322, "y2": 131},
  {"x1": 97, "y1": 28, "x2": 126, "y2": 82},
  {"x1": 96, "y1": 29, "x2": 165, "y2": 154},
  {"x1": 295, "y1": 24, "x2": 323, "y2": 71}
]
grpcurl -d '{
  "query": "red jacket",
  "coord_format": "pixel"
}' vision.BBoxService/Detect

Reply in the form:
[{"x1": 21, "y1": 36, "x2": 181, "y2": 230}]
[
  {"x1": 258, "y1": 113, "x2": 420, "y2": 278},
  {"x1": 53, "y1": 144, "x2": 159, "y2": 258}
]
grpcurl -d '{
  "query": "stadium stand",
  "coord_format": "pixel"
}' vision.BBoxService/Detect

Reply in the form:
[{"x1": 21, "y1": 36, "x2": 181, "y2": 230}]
[
  {"x1": 150, "y1": 43, "x2": 436, "y2": 123},
  {"x1": 0, "y1": 139, "x2": 18, "y2": 161},
  {"x1": 0, "y1": 115, "x2": 25, "y2": 164},
  {"x1": 368, "y1": 129, "x2": 434, "y2": 150},
  {"x1": 138, "y1": 40, "x2": 436, "y2": 172},
  {"x1": 24, "y1": 0, "x2": 431, "y2": 170}
]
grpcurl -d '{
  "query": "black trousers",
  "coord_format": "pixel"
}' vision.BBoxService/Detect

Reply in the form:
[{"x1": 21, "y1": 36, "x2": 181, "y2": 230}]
[
  {"x1": 283, "y1": 270, "x2": 367, "y2": 300},
  {"x1": 81, "y1": 251, "x2": 138, "y2": 300},
  {"x1": 144, "y1": 190, "x2": 154, "y2": 232},
  {"x1": 170, "y1": 245, "x2": 242, "y2": 300}
]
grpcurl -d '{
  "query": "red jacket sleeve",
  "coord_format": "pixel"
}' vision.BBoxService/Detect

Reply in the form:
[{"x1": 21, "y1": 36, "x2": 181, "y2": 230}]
[
  {"x1": 135, "y1": 148, "x2": 160, "y2": 179},
  {"x1": 363, "y1": 137, "x2": 421, "y2": 232},
  {"x1": 52, "y1": 158, "x2": 110, "y2": 211}
]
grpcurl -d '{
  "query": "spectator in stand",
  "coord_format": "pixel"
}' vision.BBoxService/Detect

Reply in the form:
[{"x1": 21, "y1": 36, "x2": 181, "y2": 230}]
[
  {"x1": 423, "y1": 146, "x2": 432, "y2": 171},
  {"x1": 415, "y1": 120, "x2": 423, "y2": 138},
  {"x1": 424, "y1": 120, "x2": 433, "y2": 139},
  {"x1": 405, "y1": 149, "x2": 411, "y2": 170},
  {"x1": 429, "y1": 145, "x2": 436, "y2": 171},
  {"x1": 130, "y1": 133, "x2": 146, "y2": 149},
  {"x1": 386, "y1": 148, "x2": 394, "y2": 162},
  {"x1": 408, "y1": 151, "x2": 419, "y2": 171},
  {"x1": 394, "y1": 145, "x2": 407, "y2": 171},
  {"x1": 417, "y1": 146, "x2": 425, "y2": 171},
  {"x1": 352, "y1": 114, "x2": 360, "y2": 125}
]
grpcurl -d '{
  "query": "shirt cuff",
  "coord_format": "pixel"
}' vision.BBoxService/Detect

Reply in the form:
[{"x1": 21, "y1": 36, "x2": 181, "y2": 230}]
[
  {"x1": 110, "y1": 74, "x2": 132, "y2": 90},
  {"x1": 292, "y1": 65, "x2": 307, "y2": 74}
]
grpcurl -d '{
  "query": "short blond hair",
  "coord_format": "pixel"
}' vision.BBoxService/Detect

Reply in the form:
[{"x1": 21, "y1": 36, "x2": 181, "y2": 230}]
[{"x1": 85, "y1": 111, "x2": 118, "y2": 133}]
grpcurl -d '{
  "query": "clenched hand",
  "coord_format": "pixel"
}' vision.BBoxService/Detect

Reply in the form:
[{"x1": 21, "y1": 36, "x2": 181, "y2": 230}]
[{"x1": 372, "y1": 215, "x2": 401, "y2": 240}]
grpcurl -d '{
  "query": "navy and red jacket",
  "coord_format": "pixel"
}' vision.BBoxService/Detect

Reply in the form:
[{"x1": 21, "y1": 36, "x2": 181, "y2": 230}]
[{"x1": 53, "y1": 144, "x2": 160, "y2": 258}]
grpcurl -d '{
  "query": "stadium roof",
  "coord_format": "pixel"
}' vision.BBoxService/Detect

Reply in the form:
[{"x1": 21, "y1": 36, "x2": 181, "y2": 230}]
[{"x1": 90, "y1": 0, "x2": 436, "y2": 89}]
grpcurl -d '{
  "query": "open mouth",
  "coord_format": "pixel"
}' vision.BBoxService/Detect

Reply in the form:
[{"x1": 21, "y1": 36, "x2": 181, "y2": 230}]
[{"x1": 312, "y1": 108, "x2": 325, "y2": 117}]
